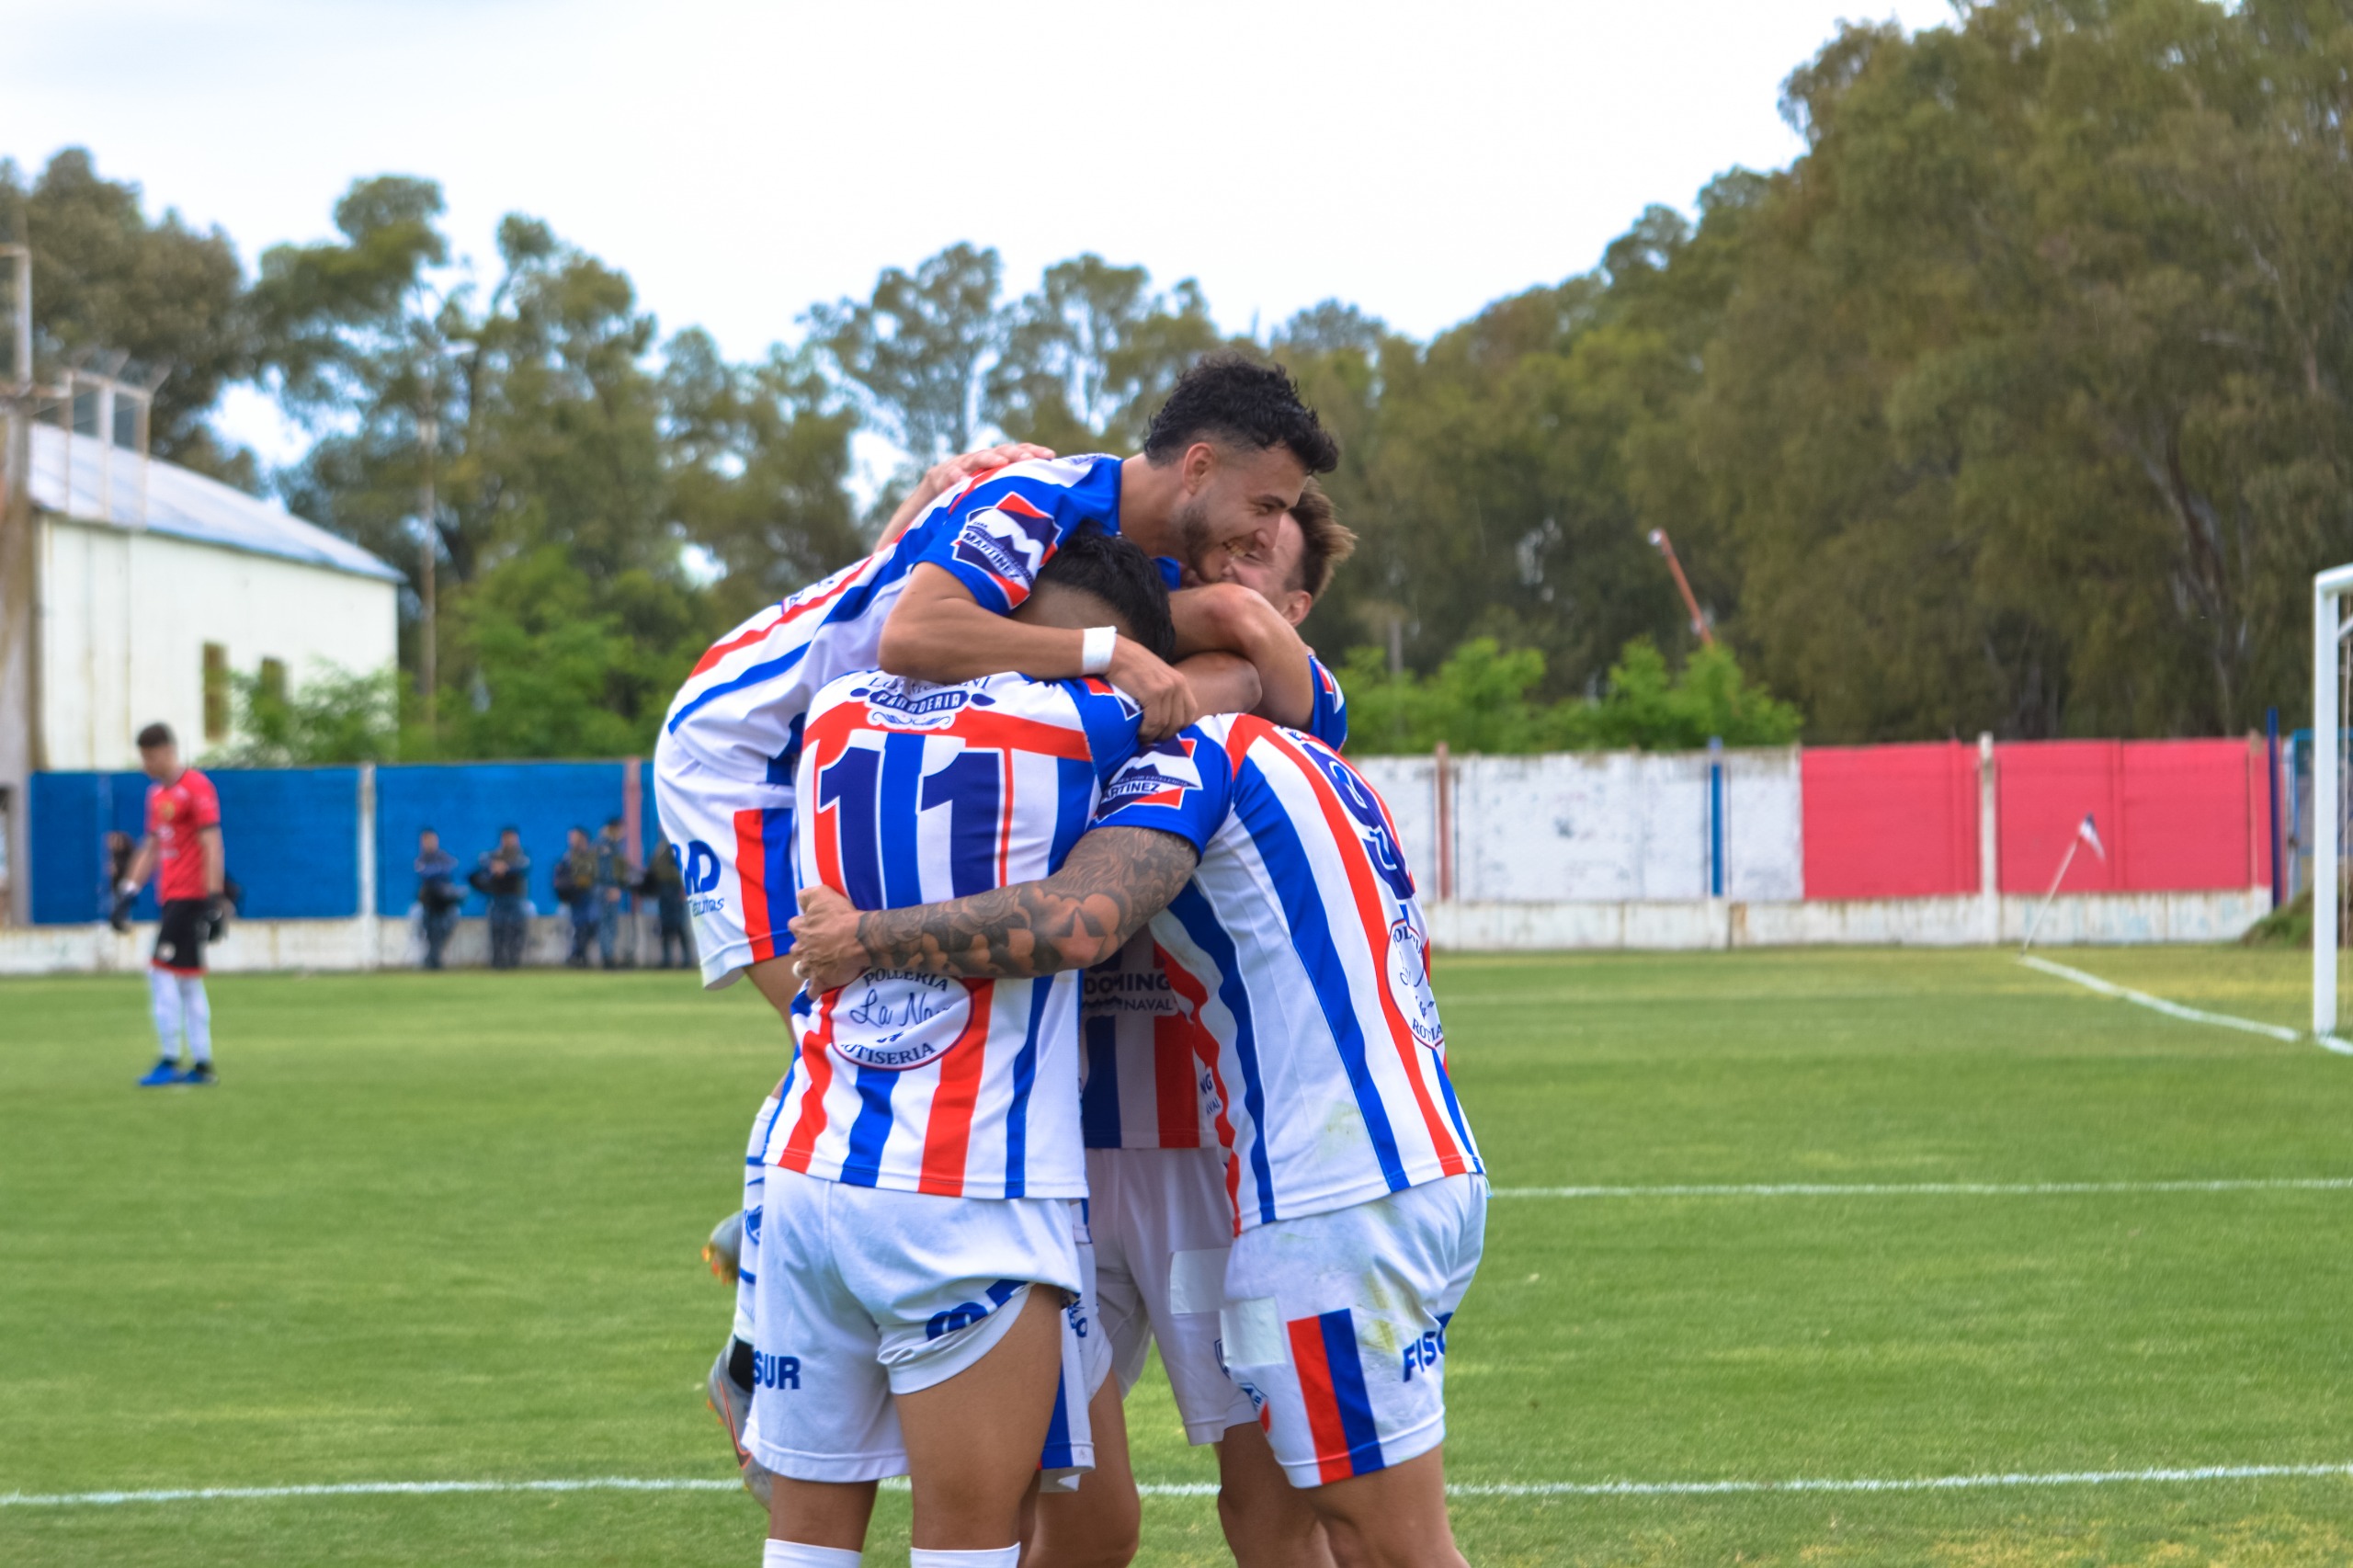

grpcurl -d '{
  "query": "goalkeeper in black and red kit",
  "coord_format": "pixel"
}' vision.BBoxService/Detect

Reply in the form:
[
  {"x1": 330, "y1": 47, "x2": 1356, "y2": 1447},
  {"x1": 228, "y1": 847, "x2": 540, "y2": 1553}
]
[{"x1": 115, "y1": 722, "x2": 229, "y2": 1086}]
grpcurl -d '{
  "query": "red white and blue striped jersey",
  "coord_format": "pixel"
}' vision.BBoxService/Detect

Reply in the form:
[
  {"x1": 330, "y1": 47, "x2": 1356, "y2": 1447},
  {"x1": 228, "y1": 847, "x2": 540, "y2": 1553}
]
[
  {"x1": 1304, "y1": 655, "x2": 1348, "y2": 751},
  {"x1": 1088, "y1": 715, "x2": 1481, "y2": 1230},
  {"x1": 1076, "y1": 657, "x2": 1348, "y2": 1152},
  {"x1": 763, "y1": 669, "x2": 1142, "y2": 1200},
  {"x1": 1079, "y1": 930, "x2": 1223, "y2": 1151},
  {"x1": 661, "y1": 455, "x2": 1128, "y2": 787}
]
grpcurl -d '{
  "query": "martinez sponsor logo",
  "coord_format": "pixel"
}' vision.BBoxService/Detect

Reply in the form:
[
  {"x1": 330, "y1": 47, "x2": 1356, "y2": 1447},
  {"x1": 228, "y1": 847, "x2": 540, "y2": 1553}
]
[{"x1": 949, "y1": 503, "x2": 1057, "y2": 587}]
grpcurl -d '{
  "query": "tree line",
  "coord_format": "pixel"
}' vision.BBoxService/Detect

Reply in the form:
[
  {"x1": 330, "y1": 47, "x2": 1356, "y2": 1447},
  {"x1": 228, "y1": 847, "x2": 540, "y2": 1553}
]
[{"x1": 6, "y1": 0, "x2": 2347, "y2": 758}]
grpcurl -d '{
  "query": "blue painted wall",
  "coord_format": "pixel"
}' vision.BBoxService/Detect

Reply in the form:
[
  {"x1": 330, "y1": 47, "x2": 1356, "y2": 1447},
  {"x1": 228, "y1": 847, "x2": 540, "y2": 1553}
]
[{"x1": 30, "y1": 760, "x2": 670, "y2": 925}]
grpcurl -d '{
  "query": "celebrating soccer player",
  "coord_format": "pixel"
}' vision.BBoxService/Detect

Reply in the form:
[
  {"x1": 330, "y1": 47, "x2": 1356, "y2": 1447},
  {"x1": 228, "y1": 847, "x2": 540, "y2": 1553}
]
[
  {"x1": 733, "y1": 528, "x2": 1172, "y2": 1568},
  {"x1": 117, "y1": 722, "x2": 229, "y2": 1087},
  {"x1": 790, "y1": 713, "x2": 1484, "y2": 1568}
]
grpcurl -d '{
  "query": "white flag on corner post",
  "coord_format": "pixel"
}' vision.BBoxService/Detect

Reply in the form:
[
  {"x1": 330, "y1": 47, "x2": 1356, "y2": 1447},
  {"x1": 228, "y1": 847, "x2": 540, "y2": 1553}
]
[{"x1": 2077, "y1": 813, "x2": 2107, "y2": 861}]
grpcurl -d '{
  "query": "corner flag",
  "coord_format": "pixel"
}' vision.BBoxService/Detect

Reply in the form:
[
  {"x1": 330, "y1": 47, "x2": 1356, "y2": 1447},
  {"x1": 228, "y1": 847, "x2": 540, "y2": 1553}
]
[{"x1": 2077, "y1": 813, "x2": 2107, "y2": 861}]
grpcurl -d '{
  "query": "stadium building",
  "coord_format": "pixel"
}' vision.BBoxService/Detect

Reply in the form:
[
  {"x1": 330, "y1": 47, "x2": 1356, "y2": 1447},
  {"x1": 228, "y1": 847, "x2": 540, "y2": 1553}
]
[{"x1": 0, "y1": 414, "x2": 401, "y2": 922}]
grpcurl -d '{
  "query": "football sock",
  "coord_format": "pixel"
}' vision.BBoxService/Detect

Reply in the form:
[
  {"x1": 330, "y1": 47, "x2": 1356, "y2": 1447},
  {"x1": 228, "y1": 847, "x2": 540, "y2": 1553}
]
[
  {"x1": 729, "y1": 1335, "x2": 756, "y2": 1394},
  {"x1": 177, "y1": 976, "x2": 213, "y2": 1064},
  {"x1": 761, "y1": 1541, "x2": 861, "y2": 1568},
  {"x1": 908, "y1": 1549, "x2": 1018, "y2": 1567},
  {"x1": 147, "y1": 966, "x2": 183, "y2": 1060}
]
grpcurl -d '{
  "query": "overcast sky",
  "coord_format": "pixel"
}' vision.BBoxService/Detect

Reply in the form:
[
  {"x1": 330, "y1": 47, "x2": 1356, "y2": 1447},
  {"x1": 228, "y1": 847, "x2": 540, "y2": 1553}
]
[{"x1": 5, "y1": 0, "x2": 1956, "y2": 460}]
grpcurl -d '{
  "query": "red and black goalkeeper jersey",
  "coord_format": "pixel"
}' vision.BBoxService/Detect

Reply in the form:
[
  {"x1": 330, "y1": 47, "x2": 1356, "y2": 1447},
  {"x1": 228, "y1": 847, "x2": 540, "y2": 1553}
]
[{"x1": 146, "y1": 768, "x2": 221, "y2": 903}]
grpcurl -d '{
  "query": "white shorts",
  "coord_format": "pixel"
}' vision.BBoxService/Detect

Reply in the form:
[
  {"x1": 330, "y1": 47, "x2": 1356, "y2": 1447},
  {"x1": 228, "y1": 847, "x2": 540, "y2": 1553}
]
[
  {"x1": 1088, "y1": 1147, "x2": 1257, "y2": 1445},
  {"x1": 652, "y1": 741, "x2": 794, "y2": 990},
  {"x1": 733, "y1": 1083, "x2": 789, "y2": 1345},
  {"x1": 743, "y1": 1165, "x2": 1092, "y2": 1483},
  {"x1": 1219, "y1": 1175, "x2": 1486, "y2": 1489}
]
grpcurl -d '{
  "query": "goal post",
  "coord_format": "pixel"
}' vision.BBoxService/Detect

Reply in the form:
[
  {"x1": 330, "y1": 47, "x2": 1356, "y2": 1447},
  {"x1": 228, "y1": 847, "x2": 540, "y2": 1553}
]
[{"x1": 2313, "y1": 564, "x2": 2353, "y2": 1037}]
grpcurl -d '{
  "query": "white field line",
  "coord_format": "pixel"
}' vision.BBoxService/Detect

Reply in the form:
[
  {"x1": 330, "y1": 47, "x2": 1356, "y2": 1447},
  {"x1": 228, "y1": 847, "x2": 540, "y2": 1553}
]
[
  {"x1": 7, "y1": 1465, "x2": 2352, "y2": 1509},
  {"x1": 2017, "y1": 953, "x2": 2353, "y2": 1055},
  {"x1": 1489, "y1": 1176, "x2": 2353, "y2": 1199}
]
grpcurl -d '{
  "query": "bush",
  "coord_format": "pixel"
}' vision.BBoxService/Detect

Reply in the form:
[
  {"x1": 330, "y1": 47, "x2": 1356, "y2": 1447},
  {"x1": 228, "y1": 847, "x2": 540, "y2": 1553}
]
[{"x1": 1341, "y1": 636, "x2": 1802, "y2": 756}]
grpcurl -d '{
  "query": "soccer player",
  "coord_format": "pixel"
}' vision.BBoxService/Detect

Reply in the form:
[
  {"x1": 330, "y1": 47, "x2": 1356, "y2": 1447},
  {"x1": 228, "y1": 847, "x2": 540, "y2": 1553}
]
[
  {"x1": 656, "y1": 353, "x2": 1338, "y2": 1008},
  {"x1": 739, "y1": 526, "x2": 1172, "y2": 1568},
  {"x1": 666, "y1": 359, "x2": 1337, "y2": 1497},
  {"x1": 1032, "y1": 482, "x2": 1358, "y2": 1568},
  {"x1": 790, "y1": 716, "x2": 1485, "y2": 1568},
  {"x1": 118, "y1": 722, "x2": 228, "y2": 1087}
]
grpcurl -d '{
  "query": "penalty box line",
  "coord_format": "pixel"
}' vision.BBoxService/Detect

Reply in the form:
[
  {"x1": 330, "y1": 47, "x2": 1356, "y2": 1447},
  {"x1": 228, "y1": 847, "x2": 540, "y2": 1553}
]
[
  {"x1": 8, "y1": 1465, "x2": 2353, "y2": 1509},
  {"x1": 2018, "y1": 953, "x2": 2353, "y2": 1057}
]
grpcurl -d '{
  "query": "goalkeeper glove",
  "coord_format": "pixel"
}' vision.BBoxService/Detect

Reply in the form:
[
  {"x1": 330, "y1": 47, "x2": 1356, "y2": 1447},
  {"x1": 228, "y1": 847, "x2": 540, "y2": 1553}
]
[
  {"x1": 204, "y1": 892, "x2": 228, "y2": 942},
  {"x1": 109, "y1": 881, "x2": 137, "y2": 933}
]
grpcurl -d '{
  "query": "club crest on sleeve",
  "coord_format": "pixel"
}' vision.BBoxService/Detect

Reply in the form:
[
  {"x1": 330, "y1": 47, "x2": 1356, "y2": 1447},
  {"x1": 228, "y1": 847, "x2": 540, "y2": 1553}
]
[{"x1": 1101, "y1": 734, "x2": 1203, "y2": 812}]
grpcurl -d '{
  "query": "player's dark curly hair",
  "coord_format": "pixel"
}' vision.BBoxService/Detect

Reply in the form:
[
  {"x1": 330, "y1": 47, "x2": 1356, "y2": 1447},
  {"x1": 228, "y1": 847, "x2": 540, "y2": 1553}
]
[
  {"x1": 1142, "y1": 352, "x2": 1339, "y2": 475},
  {"x1": 1034, "y1": 523, "x2": 1176, "y2": 664}
]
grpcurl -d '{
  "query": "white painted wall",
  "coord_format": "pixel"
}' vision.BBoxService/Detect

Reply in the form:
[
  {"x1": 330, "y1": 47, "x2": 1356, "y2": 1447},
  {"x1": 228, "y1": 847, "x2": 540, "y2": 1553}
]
[
  {"x1": 38, "y1": 516, "x2": 398, "y2": 770},
  {"x1": 1354, "y1": 748, "x2": 1805, "y2": 903}
]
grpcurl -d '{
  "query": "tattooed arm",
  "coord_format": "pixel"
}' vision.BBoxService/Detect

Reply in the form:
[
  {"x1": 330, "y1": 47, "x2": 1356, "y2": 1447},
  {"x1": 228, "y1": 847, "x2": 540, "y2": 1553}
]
[{"x1": 789, "y1": 827, "x2": 1199, "y2": 992}]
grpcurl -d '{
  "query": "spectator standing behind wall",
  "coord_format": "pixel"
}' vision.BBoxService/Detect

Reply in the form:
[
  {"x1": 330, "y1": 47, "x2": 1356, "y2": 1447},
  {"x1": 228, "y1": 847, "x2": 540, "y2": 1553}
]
[
  {"x1": 470, "y1": 828, "x2": 531, "y2": 970},
  {"x1": 594, "y1": 817, "x2": 631, "y2": 971},
  {"x1": 414, "y1": 828, "x2": 462, "y2": 971},
  {"x1": 640, "y1": 842, "x2": 691, "y2": 970},
  {"x1": 554, "y1": 826, "x2": 598, "y2": 969}
]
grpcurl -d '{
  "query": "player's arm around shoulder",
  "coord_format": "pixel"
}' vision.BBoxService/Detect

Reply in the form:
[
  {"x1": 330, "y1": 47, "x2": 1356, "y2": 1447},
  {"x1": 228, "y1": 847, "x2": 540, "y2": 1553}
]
[
  {"x1": 1170, "y1": 581, "x2": 1314, "y2": 728},
  {"x1": 789, "y1": 827, "x2": 1199, "y2": 993}
]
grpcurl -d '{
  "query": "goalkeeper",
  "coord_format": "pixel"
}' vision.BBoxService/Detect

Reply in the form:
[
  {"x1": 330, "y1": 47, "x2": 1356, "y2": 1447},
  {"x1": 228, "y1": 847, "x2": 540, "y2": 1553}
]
[{"x1": 116, "y1": 722, "x2": 229, "y2": 1087}]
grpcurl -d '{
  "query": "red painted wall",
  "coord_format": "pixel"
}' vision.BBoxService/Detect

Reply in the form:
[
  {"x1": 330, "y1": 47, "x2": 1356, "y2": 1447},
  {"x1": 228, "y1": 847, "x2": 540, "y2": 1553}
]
[
  {"x1": 1801, "y1": 737, "x2": 2268, "y2": 899},
  {"x1": 1994, "y1": 739, "x2": 2265, "y2": 894},
  {"x1": 1801, "y1": 743, "x2": 1979, "y2": 899}
]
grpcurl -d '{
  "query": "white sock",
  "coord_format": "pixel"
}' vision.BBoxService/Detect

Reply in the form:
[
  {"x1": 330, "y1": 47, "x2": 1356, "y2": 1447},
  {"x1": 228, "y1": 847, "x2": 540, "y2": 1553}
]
[
  {"x1": 762, "y1": 1542, "x2": 862, "y2": 1568},
  {"x1": 147, "y1": 968, "x2": 182, "y2": 1060},
  {"x1": 177, "y1": 976, "x2": 212, "y2": 1064},
  {"x1": 908, "y1": 1549, "x2": 1018, "y2": 1567}
]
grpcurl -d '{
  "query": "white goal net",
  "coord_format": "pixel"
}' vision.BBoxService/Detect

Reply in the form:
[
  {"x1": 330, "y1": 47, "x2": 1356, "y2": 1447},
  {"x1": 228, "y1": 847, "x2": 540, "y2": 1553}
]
[{"x1": 2313, "y1": 565, "x2": 2353, "y2": 1040}]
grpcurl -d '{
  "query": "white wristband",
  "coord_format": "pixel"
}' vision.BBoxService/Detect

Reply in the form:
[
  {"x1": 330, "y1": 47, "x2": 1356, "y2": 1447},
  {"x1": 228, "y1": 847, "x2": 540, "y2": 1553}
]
[{"x1": 1080, "y1": 625, "x2": 1118, "y2": 676}]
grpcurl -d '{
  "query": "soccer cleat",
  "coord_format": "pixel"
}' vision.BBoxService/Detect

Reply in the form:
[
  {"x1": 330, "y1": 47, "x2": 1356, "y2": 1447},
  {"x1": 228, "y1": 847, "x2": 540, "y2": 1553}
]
[
  {"x1": 183, "y1": 1062, "x2": 217, "y2": 1085},
  {"x1": 702, "y1": 1210, "x2": 744, "y2": 1284},
  {"x1": 137, "y1": 1058, "x2": 184, "y2": 1086},
  {"x1": 706, "y1": 1340, "x2": 773, "y2": 1507}
]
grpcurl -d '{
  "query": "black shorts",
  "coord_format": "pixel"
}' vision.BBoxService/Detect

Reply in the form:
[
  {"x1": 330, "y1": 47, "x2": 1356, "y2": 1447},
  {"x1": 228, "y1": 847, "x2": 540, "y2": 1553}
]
[{"x1": 154, "y1": 899, "x2": 208, "y2": 974}]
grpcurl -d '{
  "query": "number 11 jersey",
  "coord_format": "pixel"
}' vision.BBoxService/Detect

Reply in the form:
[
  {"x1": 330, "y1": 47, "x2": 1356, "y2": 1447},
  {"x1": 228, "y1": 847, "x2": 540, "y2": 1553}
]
[{"x1": 764, "y1": 669, "x2": 1143, "y2": 1200}]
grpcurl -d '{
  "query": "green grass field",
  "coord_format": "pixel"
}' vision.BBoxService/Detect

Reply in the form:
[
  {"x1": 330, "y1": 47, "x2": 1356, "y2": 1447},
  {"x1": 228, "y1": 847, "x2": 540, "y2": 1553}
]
[{"x1": 5, "y1": 946, "x2": 2352, "y2": 1565}]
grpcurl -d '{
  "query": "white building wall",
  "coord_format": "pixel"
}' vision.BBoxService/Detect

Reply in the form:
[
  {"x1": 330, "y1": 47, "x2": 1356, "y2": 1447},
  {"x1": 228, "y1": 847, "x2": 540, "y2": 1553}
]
[
  {"x1": 1351, "y1": 748, "x2": 1803, "y2": 903},
  {"x1": 39, "y1": 515, "x2": 398, "y2": 771}
]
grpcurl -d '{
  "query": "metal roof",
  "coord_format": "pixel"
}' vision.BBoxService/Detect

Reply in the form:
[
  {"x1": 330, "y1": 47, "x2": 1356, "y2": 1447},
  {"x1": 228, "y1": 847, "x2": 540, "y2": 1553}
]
[{"x1": 28, "y1": 422, "x2": 405, "y2": 585}]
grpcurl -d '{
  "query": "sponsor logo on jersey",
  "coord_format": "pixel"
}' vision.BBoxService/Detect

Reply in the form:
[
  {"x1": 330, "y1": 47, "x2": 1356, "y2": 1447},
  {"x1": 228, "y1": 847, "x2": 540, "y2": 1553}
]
[
  {"x1": 851, "y1": 679, "x2": 981, "y2": 728},
  {"x1": 1081, "y1": 965, "x2": 1185, "y2": 1017},
  {"x1": 829, "y1": 971, "x2": 974, "y2": 1070},
  {"x1": 949, "y1": 494, "x2": 1058, "y2": 585},
  {"x1": 683, "y1": 840, "x2": 722, "y2": 893},
  {"x1": 752, "y1": 1350, "x2": 801, "y2": 1390},
  {"x1": 1386, "y1": 915, "x2": 1444, "y2": 1048},
  {"x1": 1101, "y1": 735, "x2": 1203, "y2": 811},
  {"x1": 925, "y1": 1278, "x2": 1025, "y2": 1340},
  {"x1": 1401, "y1": 1313, "x2": 1452, "y2": 1381}
]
